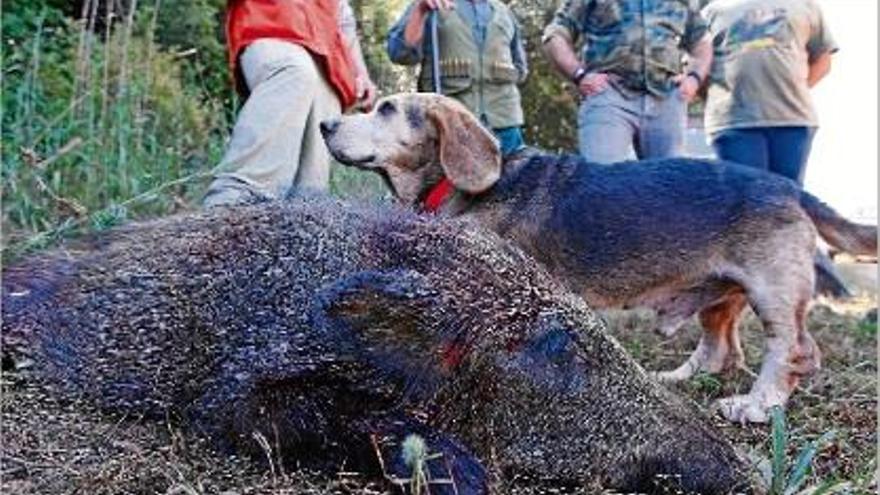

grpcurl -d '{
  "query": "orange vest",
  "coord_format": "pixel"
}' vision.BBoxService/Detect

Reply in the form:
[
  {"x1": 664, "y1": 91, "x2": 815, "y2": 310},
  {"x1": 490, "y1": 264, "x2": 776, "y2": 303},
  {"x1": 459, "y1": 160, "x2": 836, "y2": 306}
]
[{"x1": 226, "y1": 0, "x2": 358, "y2": 108}]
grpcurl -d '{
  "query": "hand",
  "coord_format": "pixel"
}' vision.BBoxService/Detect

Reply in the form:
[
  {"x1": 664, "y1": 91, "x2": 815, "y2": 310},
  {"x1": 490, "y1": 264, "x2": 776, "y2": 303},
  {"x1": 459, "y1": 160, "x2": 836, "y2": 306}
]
[
  {"x1": 577, "y1": 72, "x2": 610, "y2": 98},
  {"x1": 674, "y1": 73, "x2": 700, "y2": 103},
  {"x1": 417, "y1": 0, "x2": 455, "y2": 12},
  {"x1": 355, "y1": 75, "x2": 378, "y2": 111}
]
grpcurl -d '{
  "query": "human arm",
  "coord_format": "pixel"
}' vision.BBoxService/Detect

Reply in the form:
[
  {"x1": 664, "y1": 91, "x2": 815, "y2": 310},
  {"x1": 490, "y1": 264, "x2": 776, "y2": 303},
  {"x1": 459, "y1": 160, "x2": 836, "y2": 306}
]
[
  {"x1": 674, "y1": 2, "x2": 712, "y2": 102},
  {"x1": 404, "y1": 0, "x2": 454, "y2": 47},
  {"x1": 386, "y1": 0, "x2": 454, "y2": 66},
  {"x1": 805, "y1": 0, "x2": 837, "y2": 88},
  {"x1": 807, "y1": 50, "x2": 832, "y2": 87},
  {"x1": 510, "y1": 15, "x2": 528, "y2": 83},
  {"x1": 542, "y1": 34, "x2": 611, "y2": 97},
  {"x1": 339, "y1": 0, "x2": 377, "y2": 109},
  {"x1": 674, "y1": 33, "x2": 712, "y2": 102},
  {"x1": 541, "y1": 1, "x2": 611, "y2": 98}
]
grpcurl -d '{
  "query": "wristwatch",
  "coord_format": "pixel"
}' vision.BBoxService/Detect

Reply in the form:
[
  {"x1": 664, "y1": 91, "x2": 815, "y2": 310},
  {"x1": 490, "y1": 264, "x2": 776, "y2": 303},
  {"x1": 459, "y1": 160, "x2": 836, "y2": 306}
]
[{"x1": 571, "y1": 66, "x2": 589, "y2": 84}]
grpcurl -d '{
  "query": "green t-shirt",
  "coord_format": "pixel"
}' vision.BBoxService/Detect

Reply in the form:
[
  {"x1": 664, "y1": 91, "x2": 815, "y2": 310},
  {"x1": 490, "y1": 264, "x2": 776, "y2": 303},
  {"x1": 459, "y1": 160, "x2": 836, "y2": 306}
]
[{"x1": 702, "y1": 0, "x2": 838, "y2": 134}]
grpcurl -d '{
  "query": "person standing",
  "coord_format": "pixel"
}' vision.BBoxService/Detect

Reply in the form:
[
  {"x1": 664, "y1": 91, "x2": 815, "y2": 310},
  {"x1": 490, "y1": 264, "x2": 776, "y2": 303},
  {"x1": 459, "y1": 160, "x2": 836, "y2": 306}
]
[
  {"x1": 702, "y1": 0, "x2": 836, "y2": 184},
  {"x1": 702, "y1": 0, "x2": 847, "y2": 297},
  {"x1": 204, "y1": 0, "x2": 377, "y2": 207},
  {"x1": 542, "y1": 0, "x2": 713, "y2": 163},
  {"x1": 387, "y1": 0, "x2": 528, "y2": 157}
]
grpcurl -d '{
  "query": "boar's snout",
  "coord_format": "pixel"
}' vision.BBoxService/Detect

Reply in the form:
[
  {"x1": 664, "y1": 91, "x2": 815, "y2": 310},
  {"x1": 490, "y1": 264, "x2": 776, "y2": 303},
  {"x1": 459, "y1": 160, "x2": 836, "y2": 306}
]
[{"x1": 613, "y1": 440, "x2": 758, "y2": 495}]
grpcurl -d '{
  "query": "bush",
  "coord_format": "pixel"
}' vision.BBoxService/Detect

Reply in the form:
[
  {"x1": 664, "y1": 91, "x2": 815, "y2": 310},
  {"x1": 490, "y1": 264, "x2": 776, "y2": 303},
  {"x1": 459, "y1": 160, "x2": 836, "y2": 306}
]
[
  {"x1": 151, "y1": 0, "x2": 233, "y2": 109},
  {"x1": 1, "y1": 2, "x2": 228, "y2": 255}
]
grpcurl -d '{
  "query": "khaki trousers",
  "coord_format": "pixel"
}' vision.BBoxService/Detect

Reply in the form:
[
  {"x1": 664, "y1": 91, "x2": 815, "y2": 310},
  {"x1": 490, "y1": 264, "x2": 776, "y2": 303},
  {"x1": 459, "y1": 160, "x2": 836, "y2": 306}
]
[{"x1": 204, "y1": 39, "x2": 342, "y2": 207}]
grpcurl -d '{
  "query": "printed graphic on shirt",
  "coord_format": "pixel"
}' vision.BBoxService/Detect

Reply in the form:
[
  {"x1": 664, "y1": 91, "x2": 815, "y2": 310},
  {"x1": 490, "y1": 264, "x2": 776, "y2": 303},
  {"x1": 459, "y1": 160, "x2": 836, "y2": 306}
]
[{"x1": 720, "y1": 8, "x2": 793, "y2": 55}]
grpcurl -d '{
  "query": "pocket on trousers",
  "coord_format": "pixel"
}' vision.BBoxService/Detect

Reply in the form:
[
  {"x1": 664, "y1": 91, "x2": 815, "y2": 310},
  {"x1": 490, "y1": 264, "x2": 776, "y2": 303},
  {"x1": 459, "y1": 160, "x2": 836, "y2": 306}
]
[{"x1": 579, "y1": 85, "x2": 612, "y2": 105}]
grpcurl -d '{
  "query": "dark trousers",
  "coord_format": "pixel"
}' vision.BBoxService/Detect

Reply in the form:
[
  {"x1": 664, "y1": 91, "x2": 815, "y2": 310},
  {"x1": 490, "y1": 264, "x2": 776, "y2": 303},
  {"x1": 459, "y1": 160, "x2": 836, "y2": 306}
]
[{"x1": 710, "y1": 126, "x2": 817, "y2": 184}]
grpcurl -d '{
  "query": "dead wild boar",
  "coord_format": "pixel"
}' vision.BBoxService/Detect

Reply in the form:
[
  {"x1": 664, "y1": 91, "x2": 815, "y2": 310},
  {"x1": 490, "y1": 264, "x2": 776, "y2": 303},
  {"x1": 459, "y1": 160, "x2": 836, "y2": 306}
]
[{"x1": 2, "y1": 196, "x2": 755, "y2": 494}]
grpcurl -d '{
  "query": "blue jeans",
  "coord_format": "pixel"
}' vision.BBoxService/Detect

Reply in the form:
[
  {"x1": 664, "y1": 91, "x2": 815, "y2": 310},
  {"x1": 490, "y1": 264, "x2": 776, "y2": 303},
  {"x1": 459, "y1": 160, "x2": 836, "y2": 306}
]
[
  {"x1": 494, "y1": 126, "x2": 525, "y2": 157},
  {"x1": 710, "y1": 126, "x2": 817, "y2": 185},
  {"x1": 577, "y1": 86, "x2": 687, "y2": 164}
]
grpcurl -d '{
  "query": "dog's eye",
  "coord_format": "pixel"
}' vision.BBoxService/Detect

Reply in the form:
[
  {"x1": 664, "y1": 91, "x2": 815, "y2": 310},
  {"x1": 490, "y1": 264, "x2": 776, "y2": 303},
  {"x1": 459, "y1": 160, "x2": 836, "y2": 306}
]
[{"x1": 377, "y1": 101, "x2": 397, "y2": 117}]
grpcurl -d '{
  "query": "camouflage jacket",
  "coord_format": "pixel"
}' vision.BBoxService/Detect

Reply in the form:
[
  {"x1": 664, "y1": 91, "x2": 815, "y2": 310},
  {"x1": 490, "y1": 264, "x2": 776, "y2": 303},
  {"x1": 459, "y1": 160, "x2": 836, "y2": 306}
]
[{"x1": 543, "y1": 0, "x2": 708, "y2": 96}]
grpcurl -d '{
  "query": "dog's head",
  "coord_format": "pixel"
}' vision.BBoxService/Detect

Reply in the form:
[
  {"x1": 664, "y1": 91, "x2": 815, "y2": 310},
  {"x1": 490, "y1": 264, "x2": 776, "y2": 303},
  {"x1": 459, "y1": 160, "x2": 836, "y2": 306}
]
[{"x1": 320, "y1": 93, "x2": 502, "y2": 204}]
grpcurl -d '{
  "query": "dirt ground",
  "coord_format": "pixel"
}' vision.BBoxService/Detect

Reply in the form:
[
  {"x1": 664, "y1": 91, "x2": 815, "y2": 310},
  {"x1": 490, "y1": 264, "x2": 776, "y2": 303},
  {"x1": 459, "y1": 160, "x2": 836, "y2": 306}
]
[{"x1": 2, "y1": 296, "x2": 876, "y2": 494}]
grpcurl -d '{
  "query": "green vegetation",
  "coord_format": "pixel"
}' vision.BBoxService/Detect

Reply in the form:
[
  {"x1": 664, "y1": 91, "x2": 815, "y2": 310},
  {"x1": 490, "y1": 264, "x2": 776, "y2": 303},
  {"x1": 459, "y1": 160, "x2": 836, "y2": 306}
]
[
  {"x1": 2, "y1": 0, "x2": 581, "y2": 257},
  {"x1": 688, "y1": 371, "x2": 723, "y2": 396},
  {"x1": 767, "y1": 406, "x2": 837, "y2": 495},
  {"x1": 856, "y1": 318, "x2": 877, "y2": 339},
  {"x1": 2, "y1": 1, "x2": 229, "y2": 256},
  {"x1": 1, "y1": 2, "x2": 875, "y2": 493},
  {"x1": 605, "y1": 305, "x2": 877, "y2": 491}
]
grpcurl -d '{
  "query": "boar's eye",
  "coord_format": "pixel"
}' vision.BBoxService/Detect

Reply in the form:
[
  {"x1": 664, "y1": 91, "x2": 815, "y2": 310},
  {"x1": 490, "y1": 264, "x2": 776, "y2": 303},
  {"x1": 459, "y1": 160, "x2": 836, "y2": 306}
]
[
  {"x1": 527, "y1": 327, "x2": 575, "y2": 365},
  {"x1": 377, "y1": 100, "x2": 397, "y2": 117},
  {"x1": 511, "y1": 322, "x2": 588, "y2": 394}
]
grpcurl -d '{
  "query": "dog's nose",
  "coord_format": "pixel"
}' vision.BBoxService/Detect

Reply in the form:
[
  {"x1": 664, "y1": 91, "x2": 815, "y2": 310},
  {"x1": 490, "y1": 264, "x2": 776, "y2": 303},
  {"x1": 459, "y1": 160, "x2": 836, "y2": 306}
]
[{"x1": 320, "y1": 119, "x2": 340, "y2": 137}]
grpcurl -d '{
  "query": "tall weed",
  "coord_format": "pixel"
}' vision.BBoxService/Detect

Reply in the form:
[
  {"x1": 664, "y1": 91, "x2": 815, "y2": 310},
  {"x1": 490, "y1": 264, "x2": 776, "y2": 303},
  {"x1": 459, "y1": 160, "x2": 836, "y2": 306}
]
[{"x1": 2, "y1": 2, "x2": 228, "y2": 256}]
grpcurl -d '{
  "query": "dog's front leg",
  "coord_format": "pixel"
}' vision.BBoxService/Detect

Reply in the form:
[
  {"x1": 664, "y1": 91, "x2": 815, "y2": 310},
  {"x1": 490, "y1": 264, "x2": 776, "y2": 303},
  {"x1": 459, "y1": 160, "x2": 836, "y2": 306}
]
[{"x1": 715, "y1": 298, "x2": 819, "y2": 423}]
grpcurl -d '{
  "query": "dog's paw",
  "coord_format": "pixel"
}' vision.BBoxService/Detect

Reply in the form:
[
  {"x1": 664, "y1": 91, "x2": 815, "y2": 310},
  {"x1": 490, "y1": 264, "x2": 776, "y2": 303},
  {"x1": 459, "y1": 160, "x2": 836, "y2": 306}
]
[{"x1": 714, "y1": 395, "x2": 774, "y2": 424}]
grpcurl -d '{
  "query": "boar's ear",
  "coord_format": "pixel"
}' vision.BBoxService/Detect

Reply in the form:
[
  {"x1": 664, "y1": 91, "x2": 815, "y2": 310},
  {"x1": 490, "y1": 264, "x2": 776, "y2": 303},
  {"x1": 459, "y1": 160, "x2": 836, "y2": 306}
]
[
  {"x1": 426, "y1": 100, "x2": 502, "y2": 194},
  {"x1": 316, "y1": 269, "x2": 441, "y2": 350},
  {"x1": 316, "y1": 269, "x2": 456, "y2": 395}
]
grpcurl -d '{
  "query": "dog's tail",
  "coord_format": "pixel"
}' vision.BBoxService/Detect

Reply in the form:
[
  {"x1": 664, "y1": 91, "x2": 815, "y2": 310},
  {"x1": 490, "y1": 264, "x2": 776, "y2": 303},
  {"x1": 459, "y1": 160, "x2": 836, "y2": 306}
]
[{"x1": 800, "y1": 191, "x2": 878, "y2": 256}]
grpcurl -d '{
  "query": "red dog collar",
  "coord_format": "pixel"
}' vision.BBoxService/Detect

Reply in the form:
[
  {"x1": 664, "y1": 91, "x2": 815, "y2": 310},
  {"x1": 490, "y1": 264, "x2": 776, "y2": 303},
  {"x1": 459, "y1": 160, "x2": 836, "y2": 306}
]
[{"x1": 422, "y1": 177, "x2": 455, "y2": 213}]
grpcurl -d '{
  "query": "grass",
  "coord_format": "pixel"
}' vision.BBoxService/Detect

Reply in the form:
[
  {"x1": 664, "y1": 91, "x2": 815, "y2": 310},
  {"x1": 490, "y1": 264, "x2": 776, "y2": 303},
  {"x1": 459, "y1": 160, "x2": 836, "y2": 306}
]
[
  {"x1": 767, "y1": 406, "x2": 837, "y2": 495},
  {"x1": 2, "y1": 3, "x2": 228, "y2": 257},
  {"x1": 606, "y1": 298, "x2": 878, "y2": 492},
  {"x1": 2, "y1": 9, "x2": 386, "y2": 260},
  {"x1": 1, "y1": 3, "x2": 389, "y2": 262},
  {"x1": 856, "y1": 319, "x2": 877, "y2": 339},
  {"x1": 687, "y1": 372, "x2": 724, "y2": 396}
]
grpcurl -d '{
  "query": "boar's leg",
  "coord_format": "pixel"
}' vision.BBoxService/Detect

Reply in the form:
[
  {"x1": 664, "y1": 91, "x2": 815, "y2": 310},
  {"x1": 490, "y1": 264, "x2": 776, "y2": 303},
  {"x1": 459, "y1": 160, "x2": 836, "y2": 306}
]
[
  {"x1": 315, "y1": 269, "x2": 458, "y2": 399},
  {"x1": 187, "y1": 359, "x2": 391, "y2": 469},
  {"x1": 192, "y1": 370, "x2": 487, "y2": 494},
  {"x1": 315, "y1": 268, "x2": 488, "y2": 492},
  {"x1": 655, "y1": 293, "x2": 748, "y2": 382},
  {"x1": 367, "y1": 414, "x2": 488, "y2": 495}
]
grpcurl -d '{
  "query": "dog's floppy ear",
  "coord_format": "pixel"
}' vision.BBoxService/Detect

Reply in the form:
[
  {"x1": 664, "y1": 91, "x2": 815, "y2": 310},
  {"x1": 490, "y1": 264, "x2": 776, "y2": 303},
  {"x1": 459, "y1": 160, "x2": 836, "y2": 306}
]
[{"x1": 426, "y1": 101, "x2": 502, "y2": 193}]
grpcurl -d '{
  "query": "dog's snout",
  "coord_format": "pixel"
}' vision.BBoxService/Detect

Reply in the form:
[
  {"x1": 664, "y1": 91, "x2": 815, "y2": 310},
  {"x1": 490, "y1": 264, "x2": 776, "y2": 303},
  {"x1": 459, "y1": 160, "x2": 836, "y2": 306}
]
[{"x1": 320, "y1": 119, "x2": 340, "y2": 137}]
